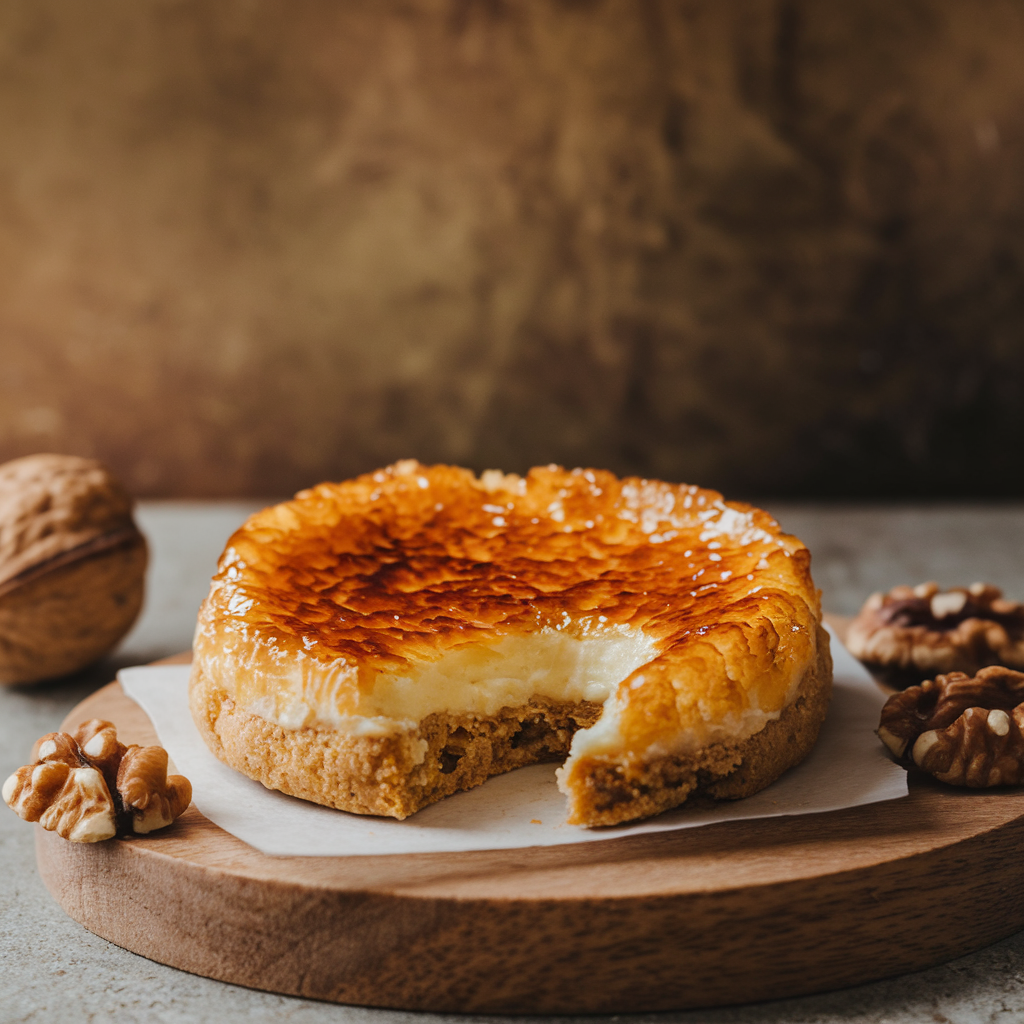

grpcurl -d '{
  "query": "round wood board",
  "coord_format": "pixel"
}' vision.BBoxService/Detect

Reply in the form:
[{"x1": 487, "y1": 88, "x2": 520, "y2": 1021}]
[{"x1": 34, "y1": 661, "x2": 1024, "y2": 1015}]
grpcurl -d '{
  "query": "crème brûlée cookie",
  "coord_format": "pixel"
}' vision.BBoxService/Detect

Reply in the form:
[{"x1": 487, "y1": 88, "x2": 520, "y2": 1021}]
[{"x1": 189, "y1": 461, "x2": 832, "y2": 827}]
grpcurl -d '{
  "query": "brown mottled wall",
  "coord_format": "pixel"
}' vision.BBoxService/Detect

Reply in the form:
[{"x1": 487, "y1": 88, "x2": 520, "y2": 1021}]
[{"x1": 0, "y1": 0, "x2": 1022, "y2": 497}]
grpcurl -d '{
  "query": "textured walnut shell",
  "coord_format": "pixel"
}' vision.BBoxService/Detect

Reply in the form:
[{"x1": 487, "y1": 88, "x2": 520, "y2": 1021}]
[
  {"x1": 0, "y1": 454, "x2": 147, "y2": 685},
  {"x1": 878, "y1": 666, "x2": 1024, "y2": 787}
]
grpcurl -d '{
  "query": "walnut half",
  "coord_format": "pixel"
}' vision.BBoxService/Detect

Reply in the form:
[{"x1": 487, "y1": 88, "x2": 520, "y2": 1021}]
[
  {"x1": 848, "y1": 582, "x2": 1024, "y2": 689},
  {"x1": 878, "y1": 666, "x2": 1024, "y2": 787},
  {"x1": 3, "y1": 719, "x2": 191, "y2": 842}
]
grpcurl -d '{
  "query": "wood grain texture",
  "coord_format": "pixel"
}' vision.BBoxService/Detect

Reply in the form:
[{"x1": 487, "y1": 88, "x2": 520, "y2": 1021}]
[{"x1": 34, "y1": 673, "x2": 1024, "y2": 1014}]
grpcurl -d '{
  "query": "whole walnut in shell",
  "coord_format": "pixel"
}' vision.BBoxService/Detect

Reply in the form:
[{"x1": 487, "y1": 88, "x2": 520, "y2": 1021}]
[{"x1": 0, "y1": 454, "x2": 147, "y2": 684}]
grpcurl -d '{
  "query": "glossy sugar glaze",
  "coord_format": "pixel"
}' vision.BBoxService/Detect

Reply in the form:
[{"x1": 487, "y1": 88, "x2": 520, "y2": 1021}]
[{"x1": 193, "y1": 462, "x2": 822, "y2": 750}]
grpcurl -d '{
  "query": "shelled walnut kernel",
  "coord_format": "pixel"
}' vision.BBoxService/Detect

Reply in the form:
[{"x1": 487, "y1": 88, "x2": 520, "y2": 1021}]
[
  {"x1": 878, "y1": 666, "x2": 1024, "y2": 787},
  {"x1": 848, "y1": 582, "x2": 1024, "y2": 689},
  {"x1": 3, "y1": 718, "x2": 191, "y2": 841}
]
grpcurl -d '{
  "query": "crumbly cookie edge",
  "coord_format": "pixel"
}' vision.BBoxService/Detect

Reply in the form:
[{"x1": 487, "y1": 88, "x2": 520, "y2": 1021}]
[
  {"x1": 560, "y1": 623, "x2": 834, "y2": 826},
  {"x1": 188, "y1": 662, "x2": 604, "y2": 820}
]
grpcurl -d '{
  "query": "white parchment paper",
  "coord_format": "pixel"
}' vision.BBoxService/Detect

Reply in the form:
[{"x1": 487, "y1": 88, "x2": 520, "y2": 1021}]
[{"x1": 119, "y1": 626, "x2": 907, "y2": 856}]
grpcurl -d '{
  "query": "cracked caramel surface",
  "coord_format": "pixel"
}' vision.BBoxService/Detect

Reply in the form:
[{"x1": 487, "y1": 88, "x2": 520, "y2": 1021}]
[{"x1": 193, "y1": 461, "x2": 824, "y2": 758}]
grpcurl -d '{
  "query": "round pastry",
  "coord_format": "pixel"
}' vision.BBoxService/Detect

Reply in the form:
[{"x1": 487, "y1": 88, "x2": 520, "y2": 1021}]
[
  {"x1": 847, "y1": 581, "x2": 1024, "y2": 689},
  {"x1": 190, "y1": 461, "x2": 832, "y2": 826}
]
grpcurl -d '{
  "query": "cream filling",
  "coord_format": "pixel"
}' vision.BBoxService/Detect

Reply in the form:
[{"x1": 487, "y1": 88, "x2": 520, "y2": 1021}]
[
  {"x1": 204, "y1": 622, "x2": 810, "y2": 762},
  {"x1": 212, "y1": 626, "x2": 658, "y2": 738},
  {"x1": 363, "y1": 629, "x2": 657, "y2": 722}
]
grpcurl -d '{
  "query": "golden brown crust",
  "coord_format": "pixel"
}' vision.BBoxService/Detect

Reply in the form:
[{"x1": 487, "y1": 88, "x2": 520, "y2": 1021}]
[{"x1": 195, "y1": 462, "x2": 817, "y2": 673}]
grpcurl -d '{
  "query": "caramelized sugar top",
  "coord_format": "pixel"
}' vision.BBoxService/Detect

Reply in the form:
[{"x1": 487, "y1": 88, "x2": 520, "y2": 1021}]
[{"x1": 196, "y1": 462, "x2": 818, "y2": 690}]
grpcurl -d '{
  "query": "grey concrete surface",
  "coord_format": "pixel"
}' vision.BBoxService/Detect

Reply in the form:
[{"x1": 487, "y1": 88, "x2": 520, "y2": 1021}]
[{"x1": 4, "y1": 501, "x2": 1024, "y2": 1023}]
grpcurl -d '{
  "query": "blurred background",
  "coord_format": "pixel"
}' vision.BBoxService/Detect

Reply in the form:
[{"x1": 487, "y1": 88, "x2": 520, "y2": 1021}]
[{"x1": 1, "y1": 0, "x2": 1023, "y2": 500}]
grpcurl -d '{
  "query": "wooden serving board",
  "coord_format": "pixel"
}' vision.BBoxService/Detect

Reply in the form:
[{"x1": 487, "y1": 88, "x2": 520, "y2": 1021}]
[{"x1": 35, "y1": 657, "x2": 1024, "y2": 1015}]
